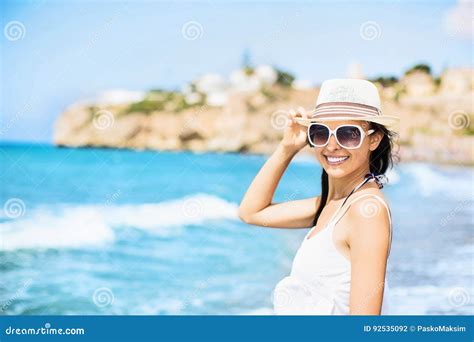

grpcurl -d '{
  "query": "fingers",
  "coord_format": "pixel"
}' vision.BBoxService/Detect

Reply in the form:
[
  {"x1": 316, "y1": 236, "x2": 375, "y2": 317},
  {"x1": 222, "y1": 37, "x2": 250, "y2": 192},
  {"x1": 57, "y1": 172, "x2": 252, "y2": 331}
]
[
  {"x1": 286, "y1": 109, "x2": 296, "y2": 127},
  {"x1": 289, "y1": 108, "x2": 305, "y2": 118},
  {"x1": 287, "y1": 107, "x2": 310, "y2": 127},
  {"x1": 297, "y1": 106, "x2": 310, "y2": 118}
]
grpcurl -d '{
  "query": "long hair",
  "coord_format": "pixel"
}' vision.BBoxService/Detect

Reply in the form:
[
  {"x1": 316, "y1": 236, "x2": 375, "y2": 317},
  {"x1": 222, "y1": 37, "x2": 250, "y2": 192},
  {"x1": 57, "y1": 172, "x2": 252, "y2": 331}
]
[{"x1": 311, "y1": 122, "x2": 398, "y2": 227}]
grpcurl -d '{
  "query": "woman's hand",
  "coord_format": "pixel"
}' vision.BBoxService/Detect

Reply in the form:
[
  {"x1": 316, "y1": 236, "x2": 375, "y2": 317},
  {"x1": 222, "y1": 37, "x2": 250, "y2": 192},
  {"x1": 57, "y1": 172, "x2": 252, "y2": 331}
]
[{"x1": 280, "y1": 106, "x2": 310, "y2": 154}]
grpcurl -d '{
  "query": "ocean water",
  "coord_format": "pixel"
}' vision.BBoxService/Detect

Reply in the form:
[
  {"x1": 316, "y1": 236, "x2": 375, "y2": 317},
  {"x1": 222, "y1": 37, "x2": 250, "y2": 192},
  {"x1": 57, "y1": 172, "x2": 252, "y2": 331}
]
[{"x1": 0, "y1": 143, "x2": 472, "y2": 315}]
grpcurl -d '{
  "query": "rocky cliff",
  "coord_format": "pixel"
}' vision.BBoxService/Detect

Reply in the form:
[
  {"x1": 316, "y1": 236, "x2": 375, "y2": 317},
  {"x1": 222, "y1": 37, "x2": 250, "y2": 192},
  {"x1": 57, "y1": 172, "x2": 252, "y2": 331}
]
[{"x1": 53, "y1": 65, "x2": 474, "y2": 165}]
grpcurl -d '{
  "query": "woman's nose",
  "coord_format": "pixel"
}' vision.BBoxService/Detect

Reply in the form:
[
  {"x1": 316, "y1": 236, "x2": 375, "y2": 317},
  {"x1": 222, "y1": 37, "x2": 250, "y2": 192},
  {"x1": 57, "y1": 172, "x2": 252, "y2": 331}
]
[{"x1": 326, "y1": 133, "x2": 340, "y2": 151}]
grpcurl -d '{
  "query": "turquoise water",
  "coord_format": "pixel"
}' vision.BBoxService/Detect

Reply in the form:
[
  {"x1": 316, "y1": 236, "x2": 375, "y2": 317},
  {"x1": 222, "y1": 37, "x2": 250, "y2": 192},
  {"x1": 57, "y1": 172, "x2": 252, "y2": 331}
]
[{"x1": 0, "y1": 144, "x2": 472, "y2": 315}]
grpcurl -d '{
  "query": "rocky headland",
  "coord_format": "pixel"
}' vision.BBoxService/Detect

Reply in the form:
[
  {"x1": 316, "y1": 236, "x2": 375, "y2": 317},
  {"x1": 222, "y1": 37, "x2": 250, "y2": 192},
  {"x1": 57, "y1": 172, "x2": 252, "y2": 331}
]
[{"x1": 54, "y1": 64, "x2": 474, "y2": 165}]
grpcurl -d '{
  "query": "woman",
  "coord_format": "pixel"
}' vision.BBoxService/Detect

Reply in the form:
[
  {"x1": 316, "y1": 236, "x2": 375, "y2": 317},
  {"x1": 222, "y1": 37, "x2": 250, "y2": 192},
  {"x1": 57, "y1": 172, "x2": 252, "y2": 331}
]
[{"x1": 238, "y1": 79, "x2": 399, "y2": 315}]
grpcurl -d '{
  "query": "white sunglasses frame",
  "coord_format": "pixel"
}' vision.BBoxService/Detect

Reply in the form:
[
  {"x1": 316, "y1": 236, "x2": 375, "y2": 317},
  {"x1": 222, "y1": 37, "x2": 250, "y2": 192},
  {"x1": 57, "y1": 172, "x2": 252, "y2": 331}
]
[{"x1": 307, "y1": 123, "x2": 375, "y2": 149}]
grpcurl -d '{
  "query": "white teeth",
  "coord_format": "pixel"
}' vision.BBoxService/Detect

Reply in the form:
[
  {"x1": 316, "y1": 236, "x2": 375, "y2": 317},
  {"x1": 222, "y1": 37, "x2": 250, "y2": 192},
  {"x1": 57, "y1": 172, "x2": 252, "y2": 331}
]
[{"x1": 326, "y1": 156, "x2": 349, "y2": 163}]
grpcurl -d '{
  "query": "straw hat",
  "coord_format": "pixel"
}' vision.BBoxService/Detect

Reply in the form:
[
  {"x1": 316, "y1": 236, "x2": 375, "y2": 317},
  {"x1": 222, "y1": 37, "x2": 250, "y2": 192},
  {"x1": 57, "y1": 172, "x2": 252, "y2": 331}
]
[{"x1": 294, "y1": 78, "x2": 399, "y2": 130}]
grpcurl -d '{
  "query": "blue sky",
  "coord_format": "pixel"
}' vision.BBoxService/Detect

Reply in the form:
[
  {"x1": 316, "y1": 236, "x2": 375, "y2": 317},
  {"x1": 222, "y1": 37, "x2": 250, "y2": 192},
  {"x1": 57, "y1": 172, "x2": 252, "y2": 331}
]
[{"x1": 1, "y1": 0, "x2": 472, "y2": 142}]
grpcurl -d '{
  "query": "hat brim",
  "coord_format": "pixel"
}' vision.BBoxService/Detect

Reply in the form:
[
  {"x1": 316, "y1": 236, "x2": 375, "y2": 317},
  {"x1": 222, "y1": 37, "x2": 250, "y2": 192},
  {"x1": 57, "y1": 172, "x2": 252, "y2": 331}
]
[{"x1": 294, "y1": 115, "x2": 400, "y2": 131}]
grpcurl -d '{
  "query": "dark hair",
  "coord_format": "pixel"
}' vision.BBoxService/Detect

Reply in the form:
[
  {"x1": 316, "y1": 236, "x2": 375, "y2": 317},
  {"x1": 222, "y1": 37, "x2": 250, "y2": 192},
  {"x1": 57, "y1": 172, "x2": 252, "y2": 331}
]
[{"x1": 311, "y1": 122, "x2": 398, "y2": 227}]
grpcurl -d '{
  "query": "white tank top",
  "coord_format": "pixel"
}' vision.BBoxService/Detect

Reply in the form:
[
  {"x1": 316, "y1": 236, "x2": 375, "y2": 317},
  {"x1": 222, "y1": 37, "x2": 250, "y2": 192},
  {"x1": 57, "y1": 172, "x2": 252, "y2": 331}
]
[{"x1": 273, "y1": 178, "x2": 393, "y2": 315}]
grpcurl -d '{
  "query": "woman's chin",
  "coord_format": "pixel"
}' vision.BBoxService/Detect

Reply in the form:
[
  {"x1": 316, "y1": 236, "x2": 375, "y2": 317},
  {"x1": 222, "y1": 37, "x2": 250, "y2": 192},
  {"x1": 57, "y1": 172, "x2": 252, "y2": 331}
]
[
  {"x1": 322, "y1": 160, "x2": 352, "y2": 178},
  {"x1": 324, "y1": 168, "x2": 348, "y2": 178}
]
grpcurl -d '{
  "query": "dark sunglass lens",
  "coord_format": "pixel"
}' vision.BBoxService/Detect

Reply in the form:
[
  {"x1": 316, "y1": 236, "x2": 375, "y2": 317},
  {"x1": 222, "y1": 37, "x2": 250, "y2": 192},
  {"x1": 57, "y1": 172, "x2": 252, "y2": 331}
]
[
  {"x1": 309, "y1": 125, "x2": 329, "y2": 146},
  {"x1": 337, "y1": 126, "x2": 361, "y2": 148}
]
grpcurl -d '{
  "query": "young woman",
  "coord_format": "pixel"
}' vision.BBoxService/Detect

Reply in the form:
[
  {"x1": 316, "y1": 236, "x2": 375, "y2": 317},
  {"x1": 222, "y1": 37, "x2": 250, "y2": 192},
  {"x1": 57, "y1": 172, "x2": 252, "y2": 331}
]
[{"x1": 238, "y1": 79, "x2": 399, "y2": 315}]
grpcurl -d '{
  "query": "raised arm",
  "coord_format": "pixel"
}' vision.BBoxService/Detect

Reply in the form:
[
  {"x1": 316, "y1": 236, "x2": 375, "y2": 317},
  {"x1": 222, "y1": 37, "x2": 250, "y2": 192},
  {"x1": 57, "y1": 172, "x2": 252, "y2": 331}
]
[{"x1": 238, "y1": 108, "x2": 319, "y2": 229}]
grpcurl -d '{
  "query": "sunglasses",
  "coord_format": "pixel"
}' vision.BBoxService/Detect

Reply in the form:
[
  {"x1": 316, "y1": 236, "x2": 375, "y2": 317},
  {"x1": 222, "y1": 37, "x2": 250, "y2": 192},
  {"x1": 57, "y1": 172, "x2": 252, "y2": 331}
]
[{"x1": 307, "y1": 123, "x2": 375, "y2": 149}]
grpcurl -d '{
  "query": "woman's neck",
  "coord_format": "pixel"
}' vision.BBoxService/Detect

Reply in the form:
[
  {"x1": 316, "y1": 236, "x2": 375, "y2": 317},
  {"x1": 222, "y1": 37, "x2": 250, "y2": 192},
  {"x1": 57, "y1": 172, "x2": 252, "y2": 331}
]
[{"x1": 327, "y1": 167, "x2": 371, "y2": 201}]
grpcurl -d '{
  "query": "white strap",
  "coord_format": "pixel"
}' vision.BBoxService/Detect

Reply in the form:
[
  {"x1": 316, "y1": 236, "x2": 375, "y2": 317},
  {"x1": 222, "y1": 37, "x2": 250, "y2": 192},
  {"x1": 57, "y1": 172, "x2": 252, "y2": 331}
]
[{"x1": 330, "y1": 194, "x2": 393, "y2": 257}]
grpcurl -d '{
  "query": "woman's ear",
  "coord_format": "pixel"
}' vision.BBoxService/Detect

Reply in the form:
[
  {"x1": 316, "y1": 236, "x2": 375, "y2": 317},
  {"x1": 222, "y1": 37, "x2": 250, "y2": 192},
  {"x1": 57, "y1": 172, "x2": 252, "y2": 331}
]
[{"x1": 369, "y1": 131, "x2": 383, "y2": 151}]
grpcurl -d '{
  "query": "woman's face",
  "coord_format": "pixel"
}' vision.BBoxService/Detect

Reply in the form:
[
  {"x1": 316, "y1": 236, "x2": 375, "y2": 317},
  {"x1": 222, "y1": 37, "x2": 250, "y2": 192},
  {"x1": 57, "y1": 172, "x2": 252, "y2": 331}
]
[{"x1": 313, "y1": 120, "x2": 383, "y2": 178}]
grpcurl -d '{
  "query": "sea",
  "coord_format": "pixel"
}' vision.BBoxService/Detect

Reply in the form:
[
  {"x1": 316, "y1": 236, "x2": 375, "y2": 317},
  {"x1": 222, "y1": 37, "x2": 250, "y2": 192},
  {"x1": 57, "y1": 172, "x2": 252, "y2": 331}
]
[{"x1": 0, "y1": 143, "x2": 472, "y2": 315}]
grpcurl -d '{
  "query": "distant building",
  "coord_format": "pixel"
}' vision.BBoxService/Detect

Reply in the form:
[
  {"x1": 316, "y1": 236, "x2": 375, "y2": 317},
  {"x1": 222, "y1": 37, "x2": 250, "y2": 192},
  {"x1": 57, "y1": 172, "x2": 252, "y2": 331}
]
[
  {"x1": 292, "y1": 79, "x2": 313, "y2": 90},
  {"x1": 194, "y1": 74, "x2": 229, "y2": 106},
  {"x1": 254, "y1": 65, "x2": 278, "y2": 86},
  {"x1": 230, "y1": 69, "x2": 261, "y2": 93},
  {"x1": 440, "y1": 68, "x2": 474, "y2": 95},
  {"x1": 401, "y1": 71, "x2": 435, "y2": 97},
  {"x1": 195, "y1": 74, "x2": 227, "y2": 95},
  {"x1": 91, "y1": 90, "x2": 146, "y2": 105}
]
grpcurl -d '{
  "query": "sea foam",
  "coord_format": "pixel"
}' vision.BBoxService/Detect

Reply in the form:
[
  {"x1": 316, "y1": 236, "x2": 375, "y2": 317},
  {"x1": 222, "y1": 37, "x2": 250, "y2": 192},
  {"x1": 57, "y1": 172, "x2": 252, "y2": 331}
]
[{"x1": 0, "y1": 193, "x2": 238, "y2": 251}]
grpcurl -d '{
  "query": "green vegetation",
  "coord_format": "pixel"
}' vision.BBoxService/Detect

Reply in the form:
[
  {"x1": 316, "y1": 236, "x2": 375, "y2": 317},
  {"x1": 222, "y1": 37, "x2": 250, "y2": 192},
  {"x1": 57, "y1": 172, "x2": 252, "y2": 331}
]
[
  {"x1": 128, "y1": 99, "x2": 164, "y2": 113},
  {"x1": 276, "y1": 68, "x2": 295, "y2": 87},
  {"x1": 238, "y1": 65, "x2": 296, "y2": 87},
  {"x1": 371, "y1": 76, "x2": 398, "y2": 87},
  {"x1": 243, "y1": 66, "x2": 254, "y2": 76},
  {"x1": 394, "y1": 87, "x2": 406, "y2": 102},
  {"x1": 461, "y1": 121, "x2": 474, "y2": 136},
  {"x1": 405, "y1": 63, "x2": 431, "y2": 75},
  {"x1": 126, "y1": 89, "x2": 204, "y2": 114},
  {"x1": 261, "y1": 87, "x2": 277, "y2": 102}
]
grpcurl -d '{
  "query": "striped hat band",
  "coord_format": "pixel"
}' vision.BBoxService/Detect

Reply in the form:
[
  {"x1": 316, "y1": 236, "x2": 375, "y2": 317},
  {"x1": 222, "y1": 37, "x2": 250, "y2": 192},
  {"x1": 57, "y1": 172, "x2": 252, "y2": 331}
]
[{"x1": 311, "y1": 102, "x2": 381, "y2": 119}]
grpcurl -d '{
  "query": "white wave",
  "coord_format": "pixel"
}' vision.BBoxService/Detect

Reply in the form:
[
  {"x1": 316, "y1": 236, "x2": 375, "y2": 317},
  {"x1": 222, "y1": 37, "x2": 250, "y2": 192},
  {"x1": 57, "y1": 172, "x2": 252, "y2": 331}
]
[
  {"x1": 135, "y1": 298, "x2": 186, "y2": 315},
  {"x1": 105, "y1": 193, "x2": 238, "y2": 229},
  {"x1": 0, "y1": 207, "x2": 114, "y2": 251},
  {"x1": 389, "y1": 285, "x2": 473, "y2": 315},
  {"x1": 403, "y1": 163, "x2": 473, "y2": 199},
  {"x1": 0, "y1": 194, "x2": 239, "y2": 252},
  {"x1": 385, "y1": 167, "x2": 400, "y2": 185}
]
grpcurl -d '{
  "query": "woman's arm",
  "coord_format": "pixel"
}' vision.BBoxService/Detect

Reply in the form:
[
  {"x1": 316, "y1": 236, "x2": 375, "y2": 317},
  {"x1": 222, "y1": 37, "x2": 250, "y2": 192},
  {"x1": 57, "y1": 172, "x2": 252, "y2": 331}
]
[
  {"x1": 347, "y1": 198, "x2": 391, "y2": 315},
  {"x1": 238, "y1": 108, "x2": 319, "y2": 229}
]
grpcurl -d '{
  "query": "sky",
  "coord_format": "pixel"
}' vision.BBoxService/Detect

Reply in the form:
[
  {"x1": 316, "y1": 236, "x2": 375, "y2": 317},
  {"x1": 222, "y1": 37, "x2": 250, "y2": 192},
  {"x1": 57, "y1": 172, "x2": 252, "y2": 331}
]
[{"x1": 1, "y1": 0, "x2": 472, "y2": 142}]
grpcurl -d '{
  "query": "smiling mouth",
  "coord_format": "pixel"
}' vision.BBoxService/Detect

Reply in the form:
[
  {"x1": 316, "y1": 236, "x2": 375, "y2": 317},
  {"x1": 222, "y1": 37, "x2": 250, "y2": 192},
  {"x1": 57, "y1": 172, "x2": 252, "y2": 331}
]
[{"x1": 324, "y1": 155, "x2": 350, "y2": 165}]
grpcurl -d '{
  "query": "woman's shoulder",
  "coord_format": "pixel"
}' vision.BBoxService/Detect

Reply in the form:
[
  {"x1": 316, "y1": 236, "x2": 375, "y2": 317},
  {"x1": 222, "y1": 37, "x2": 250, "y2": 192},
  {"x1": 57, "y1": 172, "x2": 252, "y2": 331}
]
[
  {"x1": 351, "y1": 184, "x2": 390, "y2": 206},
  {"x1": 342, "y1": 186, "x2": 392, "y2": 254},
  {"x1": 343, "y1": 187, "x2": 391, "y2": 226}
]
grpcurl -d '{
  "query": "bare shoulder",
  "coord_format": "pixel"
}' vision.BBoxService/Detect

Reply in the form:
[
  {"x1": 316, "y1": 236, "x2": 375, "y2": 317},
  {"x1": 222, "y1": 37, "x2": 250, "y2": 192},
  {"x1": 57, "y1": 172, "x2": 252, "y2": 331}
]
[
  {"x1": 344, "y1": 187, "x2": 391, "y2": 239},
  {"x1": 350, "y1": 186, "x2": 390, "y2": 211}
]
